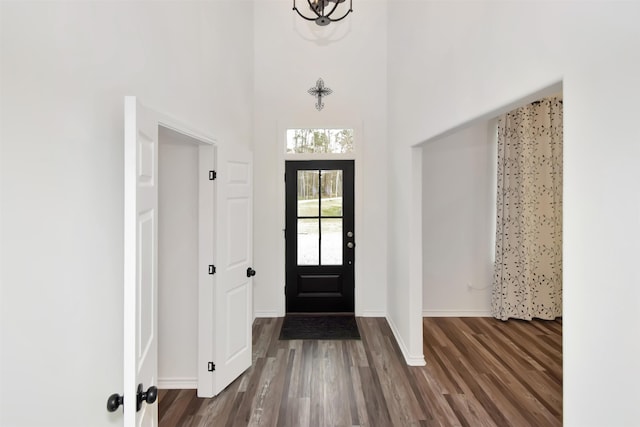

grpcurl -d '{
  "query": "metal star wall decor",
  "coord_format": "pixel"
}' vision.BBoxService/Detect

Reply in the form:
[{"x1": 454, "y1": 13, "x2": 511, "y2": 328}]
[{"x1": 308, "y1": 78, "x2": 333, "y2": 111}]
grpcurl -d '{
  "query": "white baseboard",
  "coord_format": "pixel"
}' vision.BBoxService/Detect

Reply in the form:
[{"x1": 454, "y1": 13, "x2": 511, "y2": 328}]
[
  {"x1": 423, "y1": 309, "x2": 492, "y2": 317},
  {"x1": 158, "y1": 377, "x2": 197, "y2": 389},
  {"x1": 386, "y1": 315, "x2": 426, "y2": 366},
  {"x1": 359, "y1": 310, "x2": 386, "y2": 317},
  {"x1": 254, "y1": 311, "x2": 281, "y2": 318}
]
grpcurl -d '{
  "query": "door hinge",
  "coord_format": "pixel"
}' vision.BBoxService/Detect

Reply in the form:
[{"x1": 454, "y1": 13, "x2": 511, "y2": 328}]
[
  {"x1": 208, "y1": 362, "x2": 216, "y2": 372},
  {"x1": 209, "y1": 170, "x2": 217, "y2": 181},
  {"x1": 208, "y1": 265, "x2": 216, "y2": 275}
]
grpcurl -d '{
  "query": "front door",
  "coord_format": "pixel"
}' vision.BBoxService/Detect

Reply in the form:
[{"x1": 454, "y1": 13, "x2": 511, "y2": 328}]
[{"x1": 285, "y1": 160, "x2": 355, "y2": 313}]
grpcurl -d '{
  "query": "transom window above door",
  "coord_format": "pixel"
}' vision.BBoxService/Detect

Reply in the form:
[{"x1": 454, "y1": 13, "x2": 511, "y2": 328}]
[{"x1": 286, "y1": 128, "x2": 354, "y2": 154}]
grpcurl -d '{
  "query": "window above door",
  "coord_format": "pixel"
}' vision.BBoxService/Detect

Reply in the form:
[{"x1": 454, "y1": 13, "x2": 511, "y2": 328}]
[{"x1": 286, "y1": 128, "x2": 354, "y2": 155}]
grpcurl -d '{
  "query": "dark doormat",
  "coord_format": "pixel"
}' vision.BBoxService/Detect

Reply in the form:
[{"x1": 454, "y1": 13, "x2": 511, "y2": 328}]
[{"x1": 279, "y1": 315, "x2": 361, "y2": 340}]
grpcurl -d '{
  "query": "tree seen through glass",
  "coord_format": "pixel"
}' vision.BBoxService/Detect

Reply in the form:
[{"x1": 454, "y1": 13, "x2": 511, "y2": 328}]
[{"x1": 287, "y1": 129, "x2": 354, "y2": 154}]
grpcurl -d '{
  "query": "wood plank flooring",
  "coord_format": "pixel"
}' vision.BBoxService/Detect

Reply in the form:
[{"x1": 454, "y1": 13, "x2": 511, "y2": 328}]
[{"x1": 158, "y1": 317, "x2": 562, "y2": 426}]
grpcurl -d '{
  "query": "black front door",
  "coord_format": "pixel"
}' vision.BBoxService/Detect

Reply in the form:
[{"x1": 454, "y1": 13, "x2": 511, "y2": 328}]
[{"x1": 285, "y1": 160, "x2": 355, "y2": 313}]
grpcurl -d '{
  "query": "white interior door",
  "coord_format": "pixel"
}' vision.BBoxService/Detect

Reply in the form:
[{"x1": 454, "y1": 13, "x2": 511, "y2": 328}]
[
  {"x1": 124, "y1": 96, "x2": 159, "y2": 427},
  {"x1": 213, "y1": 146, "x2": 254, "y2": 395}
]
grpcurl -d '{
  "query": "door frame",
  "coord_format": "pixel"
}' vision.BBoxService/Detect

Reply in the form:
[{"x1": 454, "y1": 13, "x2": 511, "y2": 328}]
[
  {"x1": 156, "y1": 124, "x2": 253, "y2": 398},
  {"x1": 124, "y1": 97, "x2": 220, "y2": 414},
  {"x1": 275, "y1": 123, "x2": 364, "y2": 317},
  {"x1": 156, "y1": 125, "x2": 217, "y2": 393},
  {"x1": 154, "y1": 120, "x2": 220, "y2": 397}
]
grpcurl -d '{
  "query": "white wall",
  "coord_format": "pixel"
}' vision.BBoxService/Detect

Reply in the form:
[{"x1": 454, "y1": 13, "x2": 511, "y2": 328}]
[
  {"x1": 4, "y1": 0, "x2": 638, "y2": 425},
  {"x1": 158, "y1": 127, "x2": 200, "y2": 388},
  {"x1": 252, "y1": 1, "x2": 388, "y2": 317},
  {"x1": 0, "y1": 2, "x2": 253, "y2": 426},
  {"x1": 422, "y1": 120, "x2": 496, "y2": 316},
  {"x1": 388, "y1": 1, "x2": 640, "y2": 425}
]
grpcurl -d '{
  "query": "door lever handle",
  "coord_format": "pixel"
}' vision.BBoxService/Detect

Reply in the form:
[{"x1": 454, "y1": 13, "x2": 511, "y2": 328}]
[{"x1": 247, "y1": 267, "x2": 256, "y2": 277}]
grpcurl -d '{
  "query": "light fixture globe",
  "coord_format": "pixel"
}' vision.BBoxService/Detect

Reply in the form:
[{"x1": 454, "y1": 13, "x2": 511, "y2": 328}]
[
  {"x1": 316, "y1": 16, "x2": 331, "y2": 26},
  {"x1": 293, "y1": 0, "x2": 353, "y2": 26}
]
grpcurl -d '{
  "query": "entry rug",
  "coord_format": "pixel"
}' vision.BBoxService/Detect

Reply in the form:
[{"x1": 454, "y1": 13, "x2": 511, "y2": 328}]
[{"x1": 279, "y1": 315, "x2": 361, "y2": 340}]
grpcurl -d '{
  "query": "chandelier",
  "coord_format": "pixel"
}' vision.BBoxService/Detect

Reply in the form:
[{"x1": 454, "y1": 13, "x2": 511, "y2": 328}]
[{"x1": 293, "y1": 0, "x2": 353, "y2": 26}]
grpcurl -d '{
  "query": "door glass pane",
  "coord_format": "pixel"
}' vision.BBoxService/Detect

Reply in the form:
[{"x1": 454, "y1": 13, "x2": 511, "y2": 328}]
[
  {"x1": 320, "y1": 170, "x2": 342, "y2": 217},
  {"x1": 321, "y1": 219, "x2": 342, "y2": 265},
  {"x1": 298, "y1": 219, "x2": 319, "y2": 265},
  {"x1": 297, "y1": 170, "x2": 319, "y2": 217}
]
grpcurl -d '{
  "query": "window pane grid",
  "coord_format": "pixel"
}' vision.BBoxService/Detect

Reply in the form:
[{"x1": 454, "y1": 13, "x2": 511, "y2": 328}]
[{"x1": 297, "y1": 169, "x2": 344, "y2": 266}]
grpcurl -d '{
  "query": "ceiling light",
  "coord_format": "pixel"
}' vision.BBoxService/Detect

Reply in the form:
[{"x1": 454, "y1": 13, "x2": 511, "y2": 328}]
[{"x1": 293, "y1": 0, "x2": 353, "y2": 26}]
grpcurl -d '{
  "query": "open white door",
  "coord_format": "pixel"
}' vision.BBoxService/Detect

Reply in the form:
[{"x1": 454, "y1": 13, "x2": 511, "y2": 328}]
[
  {"x1": 211, "y1": 145, "x2": 254, "y2": 395},
  {"x1": 123, "y1": 96, "x2": 159, "y2": 427}
]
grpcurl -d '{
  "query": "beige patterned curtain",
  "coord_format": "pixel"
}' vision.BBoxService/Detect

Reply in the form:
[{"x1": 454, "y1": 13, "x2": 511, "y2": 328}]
[{"x1": 492, "y1": 96, "x2": 563, "y2": 321}]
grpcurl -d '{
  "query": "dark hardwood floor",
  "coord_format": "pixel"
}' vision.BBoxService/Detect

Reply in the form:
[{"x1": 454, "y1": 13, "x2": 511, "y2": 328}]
[{"x1": 158, "y1": 317, "x2": 562, "y2": 426}]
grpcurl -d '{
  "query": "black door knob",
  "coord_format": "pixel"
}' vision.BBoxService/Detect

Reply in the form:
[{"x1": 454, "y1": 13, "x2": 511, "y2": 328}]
[
  {"x1": 136, "y1": 383, "x2": 158, "y2": 412},
  {"x1": 246, "y1": 267, "x2": 256, "y2": 277},
  {"x1": 107, "y1": 393, "x2": 124, "y2": 412}
]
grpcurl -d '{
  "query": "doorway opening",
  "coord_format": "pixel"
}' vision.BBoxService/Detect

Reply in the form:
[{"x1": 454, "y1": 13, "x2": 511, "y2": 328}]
[
  {"x1": 156, "y1": 126, "x2": 254, "y2": 400},
  {"x1": 125, "y1": 98, "x2": 253, "y2": 425},
  {"x1": 157, "y1": 126, "x2": 205, "y2": 390},
  {"x1": 420, "y1": 90, "x2": 563, "y2": 319}
]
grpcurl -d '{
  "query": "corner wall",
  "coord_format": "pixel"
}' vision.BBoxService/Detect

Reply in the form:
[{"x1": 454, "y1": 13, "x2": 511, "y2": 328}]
[
  {"x1": 0, "y1": 2, "x2": 253, "y2": 425},
  {"x1": 388, "y1": 1, "x2": 640, "y2": 425}
]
